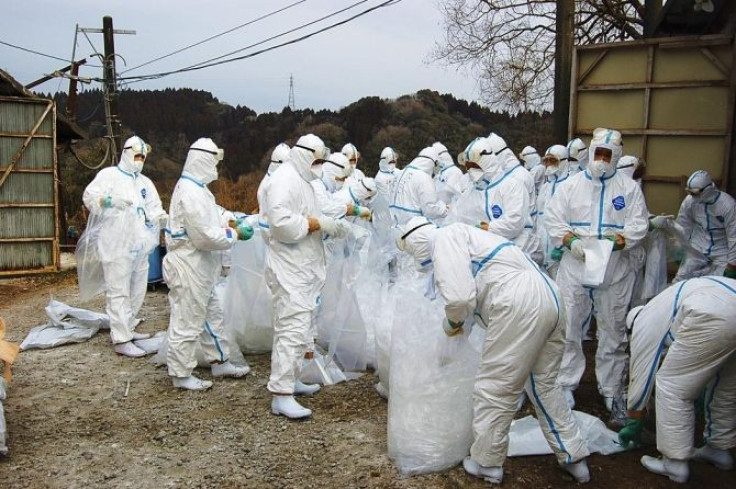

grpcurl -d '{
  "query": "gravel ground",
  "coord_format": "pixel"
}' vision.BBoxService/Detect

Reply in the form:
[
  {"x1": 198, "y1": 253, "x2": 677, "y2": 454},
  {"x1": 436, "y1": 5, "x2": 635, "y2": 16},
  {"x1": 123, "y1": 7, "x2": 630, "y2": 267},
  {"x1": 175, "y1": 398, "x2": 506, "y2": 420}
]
[{"x1": 0, "y1": 272, "x2": 733, "y2": 488}]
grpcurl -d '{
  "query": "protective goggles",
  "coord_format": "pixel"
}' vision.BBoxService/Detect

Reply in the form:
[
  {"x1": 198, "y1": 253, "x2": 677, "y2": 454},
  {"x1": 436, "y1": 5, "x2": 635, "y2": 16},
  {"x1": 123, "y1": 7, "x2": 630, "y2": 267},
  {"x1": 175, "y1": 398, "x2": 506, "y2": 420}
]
[
  {"x1": 465, "y1": 149, "x2": 492, "y2": 166},
  {"x1": 190, "y1": 146, "x2": 224, "y2": 161},
  {"x1": 543, "y1": 155, "x2": 564, "y2": 166},
  {"x1": 124, "y1": 142, "x2": 152, "y2": 158},
  {"x1": 396, "y1": 221, "x2": 433, "y2": 251},
  {"x1": 686, "y1": 182, "x2": 712, "y2": 196},
  {"x1": 295, "y1": 144, "x2": 330, "y2": 162},
  {"x1": 324, "y1": 158, "x2": 346, "y2": 169}
]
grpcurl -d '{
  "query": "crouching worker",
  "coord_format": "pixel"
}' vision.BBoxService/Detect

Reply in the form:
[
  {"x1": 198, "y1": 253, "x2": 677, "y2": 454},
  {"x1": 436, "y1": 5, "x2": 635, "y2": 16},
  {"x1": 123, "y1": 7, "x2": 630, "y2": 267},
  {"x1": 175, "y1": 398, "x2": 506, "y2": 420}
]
[
  {"x1": 396, "y1": 217, "x2": 591, "y2": 484},
  {"x1": 164, "y1": 138, "x2": 253, "y2": 390},
  {"x1": 620, "y1": 276, "x2": 736, "y2": 483}
]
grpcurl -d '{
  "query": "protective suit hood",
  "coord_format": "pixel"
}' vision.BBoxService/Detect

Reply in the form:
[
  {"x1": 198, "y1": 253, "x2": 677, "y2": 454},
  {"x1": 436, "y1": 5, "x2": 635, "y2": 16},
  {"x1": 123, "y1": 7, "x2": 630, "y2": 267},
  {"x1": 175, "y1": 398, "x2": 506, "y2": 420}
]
[
  {"x1": 587, "y1": 128, "x2": 623, "y2": 179},
  {"x1": 617, "y1": 155, "x2": 639, "y2": 180},
  {"x1": 567, "y1": 138, "x2": 588, "y2": 170},
  {"x1": 342, "y1": 143, "x2": 360, "y2": 169},
  {"x1": 433, "y1": 142, "x2": 454, "y2": 171},
  {"x1": 410, "y1": 146, "x2": 439, "y2": 176},
  {"x1": 290, "y1": 133, "x2": 327, "y2": 182},
  {"x1": 544, "y1": 144, "x2": 570, "y2": 179},
  {"x1": 268, "y1": 143, "x2": 290, "y2": 176},
  {"x1": 397, "y1": 216, "x2": 438, "y2": 268},
  {"x1": 322, "y1": 152, "x2": 352, "y2": 191},
  {"x1": 119, "y1": 135, "x2": 151, "y2": 174},
  {"x1": 348, "y1": 176, "x2": 377, "y2": 204},
  {"x1": 488, "y1": 132, "x2": 519, "y2": 171},
  {"x1": 379, "y1": 147, "x2": 397, "y2": 172},
  {"x1": 520, "y1": 146, "x2": 541, "y2": 170},
  {"x1": 183, "y1": 138, "x2": 222, "y2": 184},
  {"x1": 686, "y1": 169, "x2": 719, "y2": 202}
]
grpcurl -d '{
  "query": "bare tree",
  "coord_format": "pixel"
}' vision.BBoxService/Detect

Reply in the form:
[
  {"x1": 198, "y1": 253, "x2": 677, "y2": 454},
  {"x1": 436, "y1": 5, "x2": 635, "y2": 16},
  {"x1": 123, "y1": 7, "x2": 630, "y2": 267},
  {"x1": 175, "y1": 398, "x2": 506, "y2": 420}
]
[{"x1": 433, "y1": 1, "x2": 644, "y2": 112}]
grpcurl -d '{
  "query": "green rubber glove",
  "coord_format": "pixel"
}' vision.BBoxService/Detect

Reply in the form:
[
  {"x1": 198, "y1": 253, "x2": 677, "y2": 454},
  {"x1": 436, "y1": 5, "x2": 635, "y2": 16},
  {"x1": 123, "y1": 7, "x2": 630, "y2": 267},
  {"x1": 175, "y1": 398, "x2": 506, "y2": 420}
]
[
  {"x1": 724, "y1": 265, "x2": 736, "y2": 279},
  {"x1": 236, "y1": 224, "x2": 254, "y2": 241},
  {"x1": 550, "y1": 247, "x2": 564, "y2": 261},
  {"x1": 442, "y1": 318, "x2": 464, "y2": 337},
  {"x1": 618, "y1": 417, "x2": 644, "y2": 449},
  {"x1": 100, "y1": 196, "x2": 113, "y2": 208}
]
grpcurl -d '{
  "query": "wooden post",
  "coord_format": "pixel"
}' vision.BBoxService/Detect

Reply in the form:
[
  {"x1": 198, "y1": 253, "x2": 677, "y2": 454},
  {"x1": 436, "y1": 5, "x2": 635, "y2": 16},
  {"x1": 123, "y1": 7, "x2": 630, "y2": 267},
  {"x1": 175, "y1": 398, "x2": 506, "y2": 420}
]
[{"x1": 554, "y1": 0, "x2": 574, "y2": 143}]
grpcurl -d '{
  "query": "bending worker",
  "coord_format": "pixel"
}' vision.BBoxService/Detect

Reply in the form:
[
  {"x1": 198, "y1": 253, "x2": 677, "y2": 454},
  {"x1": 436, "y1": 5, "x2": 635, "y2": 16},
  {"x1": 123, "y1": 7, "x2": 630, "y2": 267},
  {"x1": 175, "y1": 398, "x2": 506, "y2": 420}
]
[
  {"x1": 397, "y1": 217, "x2": 591, "y2": 484},
  {"x1": 620, "y1": 277, "x2": 736, "y2": 483}
]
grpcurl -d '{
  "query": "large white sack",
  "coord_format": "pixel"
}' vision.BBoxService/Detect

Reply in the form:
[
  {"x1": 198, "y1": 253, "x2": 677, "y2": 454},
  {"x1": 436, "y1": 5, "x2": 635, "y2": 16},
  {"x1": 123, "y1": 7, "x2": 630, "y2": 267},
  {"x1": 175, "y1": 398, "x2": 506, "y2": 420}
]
[
  {"x1": 20, "y1": 300, "x2": 109, "y2": 350},
  {"x1": 387, "y1": 278, "x2": 482, "y2": 476},
  {"x1": 224, "y1": 232, "x2": 273, "y2": 353}
]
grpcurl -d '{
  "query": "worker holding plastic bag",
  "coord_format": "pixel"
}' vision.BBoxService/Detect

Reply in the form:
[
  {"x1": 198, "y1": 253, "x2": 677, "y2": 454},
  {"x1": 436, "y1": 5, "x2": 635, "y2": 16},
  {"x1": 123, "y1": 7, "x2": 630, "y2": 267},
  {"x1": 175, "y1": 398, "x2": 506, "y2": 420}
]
[
  {"x1": 672, "y1": 170, "x2": 736, "y2": 281},
  {"x1": 262, "y1": 134, "x2": 350, "y2": 419},
  {"x1": 545, "y1": 128, "x2": 649, "y2": 411},
  {"x1": 621, "y1": 277, "x2": 736, "y2": 483},
  {"x1": 389, "y1": 146, "x2": 447, "y2": 226},
  {"x1": 432, "y1": 141, "x2": 464, "y2": 205},
  {"x1": 395, "y1": 217, "x2": 591, "y2": 484},
  {"x1": 79, "y1": 136, "x2": 166, "y2": 358},
  {"x1": 163, "y1": 138, "x2": 254, "y2": 390},
  {"x1": 536, "y1": 144, "x2": 572, "y2": 277}
]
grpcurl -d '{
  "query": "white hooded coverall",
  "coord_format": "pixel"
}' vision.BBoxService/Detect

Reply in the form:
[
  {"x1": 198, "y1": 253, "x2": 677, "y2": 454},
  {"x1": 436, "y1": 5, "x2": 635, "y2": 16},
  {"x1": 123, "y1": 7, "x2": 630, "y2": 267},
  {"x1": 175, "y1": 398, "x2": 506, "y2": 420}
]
[
  {"x1": 401, "y1": 220, "x2": 589, "y2": 468},
  {"x1": 256, "y1": 143, "x2": 290, "y2": 233},
  {"x1": 164, "y1": 139, "x2": 239, "y2": 378},
  {"x1": 627, "y1": 277, "x2": 736, "y2": 460},
  {"x1": 374, "y1": 147, "x2": 397, "y2": 197},
  {"x1": 545, "y1": 129, "x2": 649, "y2": 398},
  {"x1": 674, "y1": 186, "x2": 736, "y2": 280},
  {"x1": 82, "y1": 136, "x2": 166, "y2": 345},
  {"x1": 433, "y1": 142, "x2": 464, "y2": 204},
  {"x1": 263, "y1": 135, "x2": 347, "y2": 394},
  {"x1": 389, "y1": 147, "x2": 447, "y2": 225}
]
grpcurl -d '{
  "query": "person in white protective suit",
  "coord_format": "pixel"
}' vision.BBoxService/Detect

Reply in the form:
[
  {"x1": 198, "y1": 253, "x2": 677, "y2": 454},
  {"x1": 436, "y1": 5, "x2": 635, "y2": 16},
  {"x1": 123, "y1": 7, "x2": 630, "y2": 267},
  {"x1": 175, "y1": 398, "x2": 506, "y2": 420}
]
[
  {"x1": 164, "y1": 138, "x2": 254, "y2": 390},
  {"x1": 263, "y1": 134, "x2": 351, "y2": 419},
  {"x1": 567, "y1": 138, "x2": 588, "y2": 175},
  {"x1": 397, "y1": 217, "x2": 591, "y2": 484},
  {"x1": 545, "y1": 128, "x2": 649, "y2": 411},
  {"x1": 256, "y1": 143, "x2": 290, "y2": 232},
  {"x1": 432, "y1": 141, "x2": 464, "y2": 204},
  {"x1": 486, "y1": 133, "x2": 542, "y2": 264},
  {"x1": 389, "y1": 146, "x2": 447, "y2": 226},
  {"x1": 374, "y1": 147, "x2": 398, "y2": 197},
  {"x1": 334, "y1": 176, "x2": 378, "y2": 210},
  {"x1": 671, "y1": 170, "x2": 736, "y2": 281},
  {"x1": 82, "y1": 136, "x2": 167, "y2": 358},
  {"x1": 342, "y1": 143, "x2": 365, "y2": 182},
  {"x1": 619, "y1": 277, "x2": 736, "y2": 483},
  {"x1": 520, "y1": 145, "x2": 545, "y2": 196},
  {"x1": 536, "y1": 145, "x2": 572, "y2": 276}
]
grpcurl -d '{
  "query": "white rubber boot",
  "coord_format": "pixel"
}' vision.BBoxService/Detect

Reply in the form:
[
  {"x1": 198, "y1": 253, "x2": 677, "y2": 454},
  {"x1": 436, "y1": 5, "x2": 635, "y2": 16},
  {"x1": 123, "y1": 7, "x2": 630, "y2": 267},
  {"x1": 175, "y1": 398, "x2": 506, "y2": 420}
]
[
  {"x1": 640, "y1": 455, "x2": 689, "y2": 483},
  {"x1": 561, "y1": 459, "x2": 591, "y2": 483},
  {"x1": 113, "y1": 341, "x2": 146, "y2": 358},
  {"x1": 211, "y1": 361, "x2": 251, "y2": 378},
  {"x1": 271, "y1": 395, "x2": 312, "y2": 419},
  {"x1": 172, "y1": 375, "x2": 213, "y2": 391},
  {"x1": 693, "y1": 444, "x2": 734, "y2": 470},
  {"x1": 132, "y1": 331, "x2": 151, "y2": 341},
  {"x1": 462, "y1": 457, "x2": 503, "y2": 484},
  {"x1": 375, "y1": 382, "x2": 389, "y2": 399},
  {"x1": 294, "y1": 379, "x2": 320, "y2": 396}
]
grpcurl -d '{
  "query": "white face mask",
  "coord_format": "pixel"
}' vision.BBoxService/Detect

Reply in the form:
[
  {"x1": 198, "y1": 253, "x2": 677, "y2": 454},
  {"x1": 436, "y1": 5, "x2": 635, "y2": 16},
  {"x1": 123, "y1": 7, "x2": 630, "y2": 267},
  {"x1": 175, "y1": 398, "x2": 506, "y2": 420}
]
[
  {"x1": 310, "y1": 164, "x2": 323, "y2": 180},
  {"x1": 388, "y1": 163, "x2": 396, "y2": 171},
  {"x1": 131, "y1": 158, "x2": 144, "y2": 173},
  {"x1": 589, "y1": 159, "x2": 610, "y2": 178},
  {"x1": 201, "y1": 163, "x2": 219, "y2": 184},
  {"x1": 544, "y1": 166, "x2": 558, "y2": 177},
  {"x1": 334, "y1": 180, "x2": 344, "y2": 191},
  {"x1": 468, "y1": 168, "x2": 484, "y2": 182}
]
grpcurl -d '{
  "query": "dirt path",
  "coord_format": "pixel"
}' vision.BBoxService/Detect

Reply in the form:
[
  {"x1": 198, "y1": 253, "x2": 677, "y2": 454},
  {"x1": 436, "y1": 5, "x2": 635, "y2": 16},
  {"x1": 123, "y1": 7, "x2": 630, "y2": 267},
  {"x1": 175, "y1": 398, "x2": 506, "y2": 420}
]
[{"x1": 0, "y1": 273, "x2": 732, "y2": 488}]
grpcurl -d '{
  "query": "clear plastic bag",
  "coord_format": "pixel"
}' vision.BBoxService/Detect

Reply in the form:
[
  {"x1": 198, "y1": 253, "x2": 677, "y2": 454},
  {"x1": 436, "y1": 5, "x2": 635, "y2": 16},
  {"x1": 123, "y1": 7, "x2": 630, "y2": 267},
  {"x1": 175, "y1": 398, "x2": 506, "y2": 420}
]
[{"x1": 387, "y1": 278, "x2": 482, "y2": 476}]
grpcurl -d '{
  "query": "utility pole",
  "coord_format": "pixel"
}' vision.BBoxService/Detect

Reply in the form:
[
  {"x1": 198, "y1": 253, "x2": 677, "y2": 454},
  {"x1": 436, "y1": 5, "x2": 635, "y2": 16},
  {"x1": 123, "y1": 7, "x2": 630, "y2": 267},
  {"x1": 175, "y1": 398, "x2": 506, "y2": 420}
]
[
  {"x1": 288, "y1": 74, "x2": 296, "y2": 111},
  {"x1": 79, "y1": 17, "x2": 135, "y2": 164},
  {"x1": 554, "y1": 0, "x2": 574, "y2": 143}
]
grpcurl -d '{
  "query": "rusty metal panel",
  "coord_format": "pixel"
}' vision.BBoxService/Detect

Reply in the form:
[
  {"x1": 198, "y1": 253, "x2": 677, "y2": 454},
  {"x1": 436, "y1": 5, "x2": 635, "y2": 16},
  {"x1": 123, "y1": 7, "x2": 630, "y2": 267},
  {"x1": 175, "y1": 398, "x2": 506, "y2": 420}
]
[
  {"x1": 571, "y1": 35, "x2": 735, "y2": 216},
  {"x1": 0, "y1": 96, "x2": 59, "y2": 274}
]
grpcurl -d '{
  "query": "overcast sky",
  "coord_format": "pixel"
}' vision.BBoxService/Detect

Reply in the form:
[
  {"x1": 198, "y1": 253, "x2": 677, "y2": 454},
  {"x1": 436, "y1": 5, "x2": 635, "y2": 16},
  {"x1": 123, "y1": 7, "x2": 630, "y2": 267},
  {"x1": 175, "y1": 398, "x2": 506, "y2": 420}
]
[{"x1": 2, "y1": 0, "x2": 480, "y2": 113}]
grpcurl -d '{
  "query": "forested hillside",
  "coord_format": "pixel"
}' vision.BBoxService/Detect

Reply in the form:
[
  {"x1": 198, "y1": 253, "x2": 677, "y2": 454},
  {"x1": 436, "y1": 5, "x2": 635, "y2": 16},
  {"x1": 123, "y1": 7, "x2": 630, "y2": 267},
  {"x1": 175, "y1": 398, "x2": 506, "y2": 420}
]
[{"x1": 53, "y1": 88, "x2": 554, "y2": 229}]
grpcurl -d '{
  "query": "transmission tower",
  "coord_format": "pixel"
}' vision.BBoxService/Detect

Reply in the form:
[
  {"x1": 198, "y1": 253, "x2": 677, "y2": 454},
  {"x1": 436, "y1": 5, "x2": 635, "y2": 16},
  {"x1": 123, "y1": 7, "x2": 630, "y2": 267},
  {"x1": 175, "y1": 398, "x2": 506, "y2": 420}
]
[{"x1": 288, "y1": 74, "x2": 295, "y2": 110}]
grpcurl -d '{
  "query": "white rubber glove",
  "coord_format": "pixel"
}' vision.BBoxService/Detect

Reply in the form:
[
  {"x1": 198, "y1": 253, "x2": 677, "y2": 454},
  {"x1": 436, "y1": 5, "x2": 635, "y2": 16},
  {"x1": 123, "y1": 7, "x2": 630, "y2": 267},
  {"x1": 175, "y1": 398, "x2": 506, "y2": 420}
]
[
  {"x1": 570, "y1": 239, "x2": 586, "y2": 261},
  {"x1": 649, "y1": 214, "x2": 674, "y2": 229},
  {"x1": 318, "y1": 217, "x2": 349, "y2": 239}
]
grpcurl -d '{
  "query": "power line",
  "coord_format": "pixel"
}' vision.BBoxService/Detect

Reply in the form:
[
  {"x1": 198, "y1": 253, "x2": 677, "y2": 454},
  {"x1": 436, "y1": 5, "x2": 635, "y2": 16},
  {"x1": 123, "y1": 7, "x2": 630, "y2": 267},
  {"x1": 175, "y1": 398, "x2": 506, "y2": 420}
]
[
  {"x1": 118, "y1": 0, "x2": 401, "y2": 84},
  {"x1": 121, "y1": 0, "x2": 308, "y2": 75},
  {"x1": 0, "y1": 39, "x2": 72, "y2": 63}
]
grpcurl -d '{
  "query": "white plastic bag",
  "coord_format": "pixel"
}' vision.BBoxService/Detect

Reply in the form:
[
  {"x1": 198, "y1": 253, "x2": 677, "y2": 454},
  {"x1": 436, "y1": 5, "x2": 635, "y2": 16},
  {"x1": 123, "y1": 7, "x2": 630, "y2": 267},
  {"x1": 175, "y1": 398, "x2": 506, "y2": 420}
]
[
  {"x1": 19, "y1": 300, "x2": 110, "y2": 350},
  {"x1": 582, "y1": 239, "x2": 614, "y2": 287},
  {"x1": 224, "y1": 232, "x2": 273, "y2": 353},
  {"x1": 387, "y1": 279, "x2": 482, "y2": 476}
]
